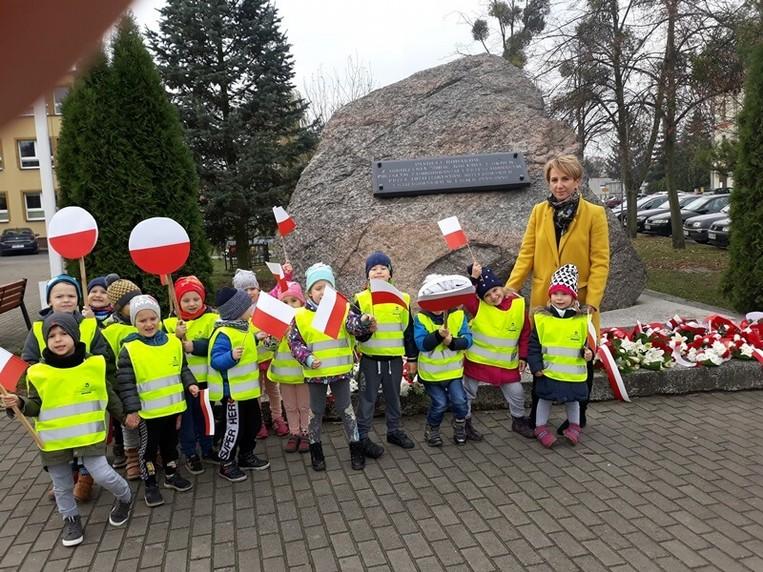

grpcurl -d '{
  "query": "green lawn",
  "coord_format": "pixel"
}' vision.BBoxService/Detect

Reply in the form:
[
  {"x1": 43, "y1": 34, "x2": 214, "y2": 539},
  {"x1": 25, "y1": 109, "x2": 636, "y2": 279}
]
[
  {"x1": 631, "y1": 235, "x2": 733, "y2": 310},
  {"x1": 211, "y1": 257, "x2": 274, "y2": 291}
]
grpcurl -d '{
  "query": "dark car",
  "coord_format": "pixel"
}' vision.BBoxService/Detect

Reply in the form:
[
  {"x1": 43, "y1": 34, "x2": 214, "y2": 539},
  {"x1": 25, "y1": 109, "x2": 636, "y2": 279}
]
[
  {"x1": 708, "y1": 217, "x2": 730, "y2": 248},
  {"x1": 0, "y1": 228, "x2": 39, "y2": 255},
  {"x1": 618, "y1": 194, "x2": 669, "y2": 226},
  {"x1": 634, "y1": 194, "x2": 696, "y2": 232},
  {"x1": 644, "y1": 194, "x2": 730, "y2": 236},
  {"x1": 683, "y1": 205, "x2": 730, "y2": 243}
]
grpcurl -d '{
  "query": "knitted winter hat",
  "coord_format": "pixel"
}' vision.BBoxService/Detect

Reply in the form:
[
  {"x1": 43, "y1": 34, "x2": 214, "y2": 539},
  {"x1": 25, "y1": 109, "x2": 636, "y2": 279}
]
[
  {"x1": 548, "y1": 264, "x2": 579, "y2": 299},
  {"x1": 107, "y1": 278, "x2": 142, "y2": 313},
  {"x1": 129, "y1": 295, "x2": 161, "y2": 325},
  {"x1": 232, "y1": 269, "x2": 259, "y2": 290},
  {"x1": 305, "y1": 263, "x2": 335, "y2": 292},
  {"x1": 278, "y1": 281, "x2": 305, "y2": 305},
  {"x1": 215, "y1": 287, "x2": 252, "y2": 321},
  {"x1": 365, "y1": 251, "x2": 393, "y2": 277},
  {"x1": 467, "y1": 265, "x2": 503, "y2": 300},
  {"x1": 43, "y1": 312, "x2": 80, "y2": 343},
  {"x1": 87, "y1": 276, "x2": 108, "y2": 293},
  {"x1": 175, "y1": 275, "x2": 206, "y2": 303},
  {"x1": 105, "y1": 273, "x2": 121, "y2": 287},
  {"x1": 46, "y1": 274, "x2": 83, "y2": 306}
]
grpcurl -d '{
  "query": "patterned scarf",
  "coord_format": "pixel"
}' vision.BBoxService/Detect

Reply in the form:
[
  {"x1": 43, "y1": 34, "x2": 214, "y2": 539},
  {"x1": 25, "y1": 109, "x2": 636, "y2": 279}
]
[{"x1": 547, "y1": 191, "x2": 581, "y2": 239}]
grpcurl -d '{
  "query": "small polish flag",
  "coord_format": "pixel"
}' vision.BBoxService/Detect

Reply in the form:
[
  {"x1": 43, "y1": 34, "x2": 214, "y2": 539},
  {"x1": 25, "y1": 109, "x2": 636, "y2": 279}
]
[
  {"x1": 199, "y1": 389, "x2": 215, "y2": 437},
  {"x1": 273, "y1": 206, "x2": 296, "y2": 237},
  {"x1": 417, "y1": 275, "x2": 475, "y2": 313},
  {"x1": 437, "y1": 216, "x2": 469, "y2": 250},
  {"x1": 312, "y1": 285, "x2": 348, "y2": 339},
  {"x1": 0, "y1": 348, "x2": 29, "y2": 392},
  {"x1": 370, "y1": 279, "x2": 408, "y2": 309},
  {"x1": 266, "y1": 261, "x2": 288, "y2": 292},
  {"x1": 252, "y1": 292, "x2": 296, "y2": 339},
  {"x1": 48, "y1": 206, "x2": 99, "y2": 259},
  {"x1": 587, "y1": 313, "x2": 598, "y2": 351}
]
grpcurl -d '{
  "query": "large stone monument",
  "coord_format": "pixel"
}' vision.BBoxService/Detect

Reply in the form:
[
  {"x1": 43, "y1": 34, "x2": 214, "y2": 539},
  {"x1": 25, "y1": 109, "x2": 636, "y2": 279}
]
[{"x1": 286, "y1": 54, "x2": 646, "y2": 309}]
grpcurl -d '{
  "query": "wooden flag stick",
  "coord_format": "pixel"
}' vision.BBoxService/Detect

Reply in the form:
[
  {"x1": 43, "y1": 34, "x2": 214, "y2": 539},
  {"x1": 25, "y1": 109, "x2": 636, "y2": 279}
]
[
  {"x1": 166, "y1": 274, "x2": 179, "y2": 316},
  {"x1": 78, "y1": 257, "x2": 88, "y2": 299},
  {"x1": 466, "y1": 244, "x2": 478, "y2": 267},
  {"x1": 0, "y1": 385, "x2": 45, "y2": 449}
]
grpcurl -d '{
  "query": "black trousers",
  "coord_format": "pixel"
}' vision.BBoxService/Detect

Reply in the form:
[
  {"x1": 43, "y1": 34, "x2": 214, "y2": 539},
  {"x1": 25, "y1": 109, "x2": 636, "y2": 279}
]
[
  {"x1": 218, "y1": 398, "x2": 261, "y2": 463},
  {"x1": 139, "y1": 415, "x2": 180, "y2": 481},
  {"x1": 529, "y1": 361, "x2": 594, "y2": 427}
]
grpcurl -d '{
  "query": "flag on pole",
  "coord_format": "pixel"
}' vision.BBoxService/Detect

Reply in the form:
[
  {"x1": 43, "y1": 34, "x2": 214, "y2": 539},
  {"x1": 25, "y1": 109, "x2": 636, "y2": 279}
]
[
  {"x1": 370, "y1": 279, "x2": 408, "y2": 309},
  {"x1": 252, "y1": 292, "x2": 296, "y2": 339},
  {"x1": 273, "y1": 206, "x2": 296, "y2": 237},
  {"x1": 0, "y1": 348, "x2": 28, "y2": 392},
  {"x1": 437, "y1": 216, "x2": 469, "y2": 250},
  {"x1": 312, "y1": 286, "x2": 348, "y2": 339},
  {"x1": 586, "y1": 313, "x2": 598, "y2": 351},
  {"x1": 417, "y1": 274, "x2": 475, "y2": 313},
  {"x1": 199, "y1": 389, "x2": 215, "y2": 437},
  {"x1": 265, "y1": 261, "x2": 288, "y2": 292}
]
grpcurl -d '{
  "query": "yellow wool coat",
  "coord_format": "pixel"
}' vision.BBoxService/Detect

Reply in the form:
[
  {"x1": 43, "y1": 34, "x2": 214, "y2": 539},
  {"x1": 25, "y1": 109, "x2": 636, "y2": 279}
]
[{"x1": 507, "y1": 198, "x2": 610, "y2": 332}]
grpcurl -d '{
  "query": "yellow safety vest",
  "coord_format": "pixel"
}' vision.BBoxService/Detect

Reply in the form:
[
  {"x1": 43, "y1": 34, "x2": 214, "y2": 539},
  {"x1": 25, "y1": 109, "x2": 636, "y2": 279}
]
[
  {"x1": 207, "y1": 326, "x2": 260, "y2": 400},
  {"x1": 466, "y1": 298, "x2": 525, "y2": 370},
  {"x1": 267, "y1": 337, "x2": 304, "y2": 384},
  {"x1": 101, "y1": 322, "x2": 137, "y2": 365},
  {"x1": 533, "y1": 312, "x2": 587, "y2": 382},
  {"x1": 355, "y1": 289, "x2": 410, "y2": 357},
  {"x1": 164, "y1": 313, "x2": 218, "y2": 385},
  {"x1": 124, "y1": 337, "x2": 187, "y2": 419},
  {"x1": 27, "y1": 355, "x2": 108, "y2": 452},
  {"x1": 34, "y1": 317, "x2": 98, "y2": 355},
  {"x1": 294, "y1": 306, "x2": 354, "y2": 379},
  {"x1": 417, "y1": 311, "x2": 466, "y2": 382}
]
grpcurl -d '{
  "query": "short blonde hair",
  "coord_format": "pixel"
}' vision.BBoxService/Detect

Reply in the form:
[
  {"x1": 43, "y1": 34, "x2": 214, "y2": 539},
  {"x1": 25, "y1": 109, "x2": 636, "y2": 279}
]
[{"x1": 544, "y1": 154, "x2": 583, "y2": 183}]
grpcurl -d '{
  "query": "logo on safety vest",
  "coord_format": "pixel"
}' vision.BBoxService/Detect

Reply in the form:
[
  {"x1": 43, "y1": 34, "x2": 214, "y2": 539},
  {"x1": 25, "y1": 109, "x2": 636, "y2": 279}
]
[
  {"x1": 507, "y1": 322, "x2": 518, "y2": 332},
  {"x1": 171, "y1": 355, "x2": 180, "y2": 368},
  {"x1": 570, "y1": 331, "x2": 581, "y2": 342},
  {"x1": 80, "y1": 382, "x2": 92, "y2": 396}
]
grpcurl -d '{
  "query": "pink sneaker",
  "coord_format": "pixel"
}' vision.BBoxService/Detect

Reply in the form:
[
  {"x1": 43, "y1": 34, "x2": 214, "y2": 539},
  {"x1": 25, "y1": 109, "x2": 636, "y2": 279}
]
[
  {"x1": 256, "y1": 423, "x2": 269, "y2": 440},
  {"x1": 273, "y1": 418, "x2": 289, "y2": 437},
  {"x1": 563, "y1": 423, "x2": 581, "y2": 445},
  {"x1": 534, "y1": 425, "x2": 557, "y2": 448}
]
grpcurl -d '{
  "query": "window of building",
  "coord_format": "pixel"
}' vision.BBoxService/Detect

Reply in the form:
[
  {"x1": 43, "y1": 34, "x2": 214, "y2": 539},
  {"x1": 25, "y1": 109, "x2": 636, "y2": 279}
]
[
  {"x1": 53, "y1": 87, "x2": 70, "y2": 115},
  {"x1": 17, "y1": 140, "x2": 39, "y2": 169},
  {"x1": 24, "y1": 192, "x2": 45, "y2": 221},
  {"x1": 0, "y1": 193, "x2": 8, "y2": 223}
]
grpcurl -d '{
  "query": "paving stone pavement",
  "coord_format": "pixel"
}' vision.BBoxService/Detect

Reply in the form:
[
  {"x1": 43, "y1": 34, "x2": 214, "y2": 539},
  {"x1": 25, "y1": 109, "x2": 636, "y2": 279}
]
[
  {"x1": 0, "y1": 252, "x2": 49, "y2": 352},
  {"x1": 1, "y1": 391, "x2": 762, "y2": 571}
]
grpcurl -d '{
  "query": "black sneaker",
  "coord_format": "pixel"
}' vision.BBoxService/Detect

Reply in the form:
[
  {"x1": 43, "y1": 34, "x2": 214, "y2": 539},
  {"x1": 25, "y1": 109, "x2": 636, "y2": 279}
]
[
  {"x1": 360, "y1": 437, "x2": 385, "y2": 458},
  {"x1": 453, "y1": 419, "x2": 467, "y2": 445},
  {"x1": 387, "y1": 430, "x2": 415, "y2": 449},
  {"x1": 144, "y1": 484, "x2": 164, "y2": 508},
  {"x1": 164, "y1": 472, "x2": 193, "y2": 492},
  {"x1": 424, "y1": 424, "x2": 443, "y2": 447},
  {"x1": 202, "y1": 451, "x2": 221, "y2": 465},
  {"x1": 185, "y1": 454, "x2": 204, "y2": 475},
  {"x1": 218, "y1": 462, "x2": 247, "y2": 482},
  {"x1": 62, "y1": 515, "x2": 84, "y2": 547},
  {"x1": 109, "y1": 499, "x2": 131, "y2": 527},
  {"x1": 238, "y1": 452, "x2": 270, "y2": 471}
]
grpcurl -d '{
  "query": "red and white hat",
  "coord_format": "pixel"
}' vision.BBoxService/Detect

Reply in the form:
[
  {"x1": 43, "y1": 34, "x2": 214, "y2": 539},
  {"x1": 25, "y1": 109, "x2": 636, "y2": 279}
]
[{"x1": 548, "y1": 264, "x2": 579, "y2": 299}]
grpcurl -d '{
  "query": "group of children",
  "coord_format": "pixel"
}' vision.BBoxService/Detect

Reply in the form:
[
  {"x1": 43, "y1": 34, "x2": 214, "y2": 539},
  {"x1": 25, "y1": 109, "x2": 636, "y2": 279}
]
[{"x1": 1, "y1": 252, "x2": 595, "y2": 547}]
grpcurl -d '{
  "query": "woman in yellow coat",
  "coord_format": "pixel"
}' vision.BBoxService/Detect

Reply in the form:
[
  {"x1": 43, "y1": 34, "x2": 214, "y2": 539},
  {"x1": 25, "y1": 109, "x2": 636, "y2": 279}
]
[{"x1": 507, "y1": 154, "x2": 610, "y2": 433}]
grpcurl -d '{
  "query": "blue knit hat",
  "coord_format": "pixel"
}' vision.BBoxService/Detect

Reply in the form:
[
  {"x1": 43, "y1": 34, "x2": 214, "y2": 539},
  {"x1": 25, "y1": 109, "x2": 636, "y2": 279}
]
[
  {"x1": 365, "y1": 251, "x2": 392, "y2": 278},
  {"x1": 467, "y1": 265, "x2": 503, "y2": 299},
  {"x1": 87, "y1": 276, "x2": 108, "y2": 293},
  {"x1": 215, "y1": 287, "x2": 253, "y2": 321},
  {"x1": 46, "y1": 274, "x2": 83, "y2": 306},
  {"x1": 305, "y1": 263, "x2": 335, "y2": 293}
]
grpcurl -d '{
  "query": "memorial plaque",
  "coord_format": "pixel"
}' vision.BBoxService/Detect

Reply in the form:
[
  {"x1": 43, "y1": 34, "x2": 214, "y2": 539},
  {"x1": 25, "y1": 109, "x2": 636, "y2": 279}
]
[{"x1": 372, "y1": 152, "x2": 529, "y2": 198}]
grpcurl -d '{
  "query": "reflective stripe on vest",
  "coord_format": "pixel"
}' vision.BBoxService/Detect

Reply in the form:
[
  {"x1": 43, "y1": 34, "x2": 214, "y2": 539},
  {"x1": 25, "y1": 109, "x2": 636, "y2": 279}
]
[
  {"x1": 164, "y1": 313, "x2": 218, "y2": 385},
  {"x1": 267, "y1": 337, "x2": 304, "y2": 384},
  {"x1": 466, "y1": 298, "x2": 524, "y2": 370},
  {"x1": 34, "y1": 317, "x2": 98, "y2": 355},
  {"x1": 294, "y1": 306, "x2": 354, "y2": 378},
  {"x1": 533, "y1": 312, "x2": 587, "y2": 382},
  {"x1": 417, "y1": 311, "x2": 466, "y2": 382},
  {"x1": 356, "y1": 289, "x2": 409, "y2": 357},
  {"x1": 207, "y1": 326, "x2": 260, "y2": 400},
  {"x1": 124, "y1": 337, "x2": 188, "y2": 419},
  {"x1": 27, "y1": 355, "x2": 109, "y2": 452}
]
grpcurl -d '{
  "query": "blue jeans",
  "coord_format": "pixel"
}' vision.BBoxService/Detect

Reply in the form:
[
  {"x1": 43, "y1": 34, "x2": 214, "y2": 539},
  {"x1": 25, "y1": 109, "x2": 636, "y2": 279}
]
[
  {"x1": 423, "y1": 379, "x2": 468, "y2": 427},
  {"x1": 179, "y1": 394, "x2": 213, "y2": 458}
]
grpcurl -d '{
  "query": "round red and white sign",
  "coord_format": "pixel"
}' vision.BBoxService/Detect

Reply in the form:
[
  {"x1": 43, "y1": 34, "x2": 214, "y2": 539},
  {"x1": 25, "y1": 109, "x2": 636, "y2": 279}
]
[
  {"x1": 128, "y1": 217, "x2": 190, "y2": 275},
  {"x1": 47, "y1": 206, "x2": 99, "y2": 259}
]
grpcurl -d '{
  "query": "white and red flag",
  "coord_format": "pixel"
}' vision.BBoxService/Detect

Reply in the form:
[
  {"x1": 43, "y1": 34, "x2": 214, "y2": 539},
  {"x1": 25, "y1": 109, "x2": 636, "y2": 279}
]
[
  {"x1": 273, "y1": 206, "x2": 296, "y2": 237},
  {"x1": 597, "y1": 344, "x2": 630, "y2": 402},
  {"x1": 0, "y1": 348, "x2": 29, "y2": 392},
  {"x1": 437, "y1": 216, "x2": 469, "y2": 250},
  {"x1": 266, "y1": 261, "x2": 288, "y2": 292},
  {"x1": 370, "y1": 279, "x2": 408, "y2": 309},
  {"x1": 199, "y1": 389, "x2": 215, "y2": 437},
  {"x1": 252, "y1": 292, "x2": 296, "y2": 339},
  {"x1": 47, "y1": 206, "x2": 98, "y2": 259},
  {"x1": 417, "y1": 275, "x2": 475, "y2": 313},
  {"x1": 128, "y1": 217, "x2": 190, "y2": 275},
  {"x1": 312, "y1": 285, "x2": 349, "y2": 339},
  {"x1": 586, "y1": 313, "x2": 598, "y2": 352}
]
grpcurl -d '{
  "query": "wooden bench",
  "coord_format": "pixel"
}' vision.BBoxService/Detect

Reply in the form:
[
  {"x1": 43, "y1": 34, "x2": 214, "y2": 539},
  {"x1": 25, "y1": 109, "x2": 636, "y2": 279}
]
[{"x1": 0, "y1": 279, "x2": 32, "y2": 330}]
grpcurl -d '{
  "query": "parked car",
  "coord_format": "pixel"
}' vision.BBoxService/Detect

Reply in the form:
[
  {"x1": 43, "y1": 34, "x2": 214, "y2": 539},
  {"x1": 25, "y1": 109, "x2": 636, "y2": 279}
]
[
  {"x1": 0, "y1": 228, "x2": 39, "y2": 255},
  {"x1": 617, "y1": 194, "x2": 669, "y2": 226},
  {"x1": 604, "y1": 196, "x2": 624, "y2": 208},
  {"x1": 683, "y1": 205, "x2": 731, "y2": 243},
  {"x1": 708, "y1": 217, "x2": 730, "y2": 248},
  {"x1": 644, "y1": 194, "x2": 730, "y2": 236},
  {"x1": 633, "y1": 194, "x2": 696, "y2": 232}
]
